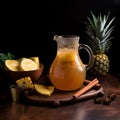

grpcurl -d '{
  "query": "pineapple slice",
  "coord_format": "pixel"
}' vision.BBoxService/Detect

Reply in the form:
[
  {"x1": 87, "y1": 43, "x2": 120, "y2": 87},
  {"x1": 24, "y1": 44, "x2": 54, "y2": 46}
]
[
  {"x1": 34, "y1": 84, "x2": 54, "y2": 96},
  {"x1": 19, "y1": 58, "x2": 38, "y2": 71},
  {"x1": 16, "y1": 76, "x2": 34, "y2": 89},
  {"x1": 30, "y1": 57, "x2": 40, "y2": 68},
  {"x1": 5, "y1": 60, "x2": 19, "y2": 71}
]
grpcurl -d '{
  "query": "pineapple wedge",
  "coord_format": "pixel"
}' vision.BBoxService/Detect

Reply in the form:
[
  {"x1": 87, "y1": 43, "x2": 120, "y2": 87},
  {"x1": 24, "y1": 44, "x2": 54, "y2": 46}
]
[
  {"x1": 16, "y1": 76, "x2": 34, "y2": 89},
  {"x1": 5, "y1": 60, "x2": 19, "y2": 71},
  {"x1": 34, "y1": 84, "x2": 54, "y2": 96},
  {"x1": 30, "y1": 57, "x2": 40, "y2": 68},
  {"x1": 19, "y1": 58, "x2": 38, "y2": 71}
]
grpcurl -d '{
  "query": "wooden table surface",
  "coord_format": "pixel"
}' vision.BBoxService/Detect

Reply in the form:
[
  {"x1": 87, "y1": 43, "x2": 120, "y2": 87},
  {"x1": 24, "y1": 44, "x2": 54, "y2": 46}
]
[{"x1": 0, "y1": 73, "x2": 120, "y2": 120}]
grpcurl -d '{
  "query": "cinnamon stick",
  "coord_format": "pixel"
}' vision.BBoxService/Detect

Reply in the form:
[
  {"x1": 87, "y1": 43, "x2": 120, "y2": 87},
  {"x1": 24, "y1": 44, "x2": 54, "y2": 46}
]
[
  {"x1": 84, "y1": 79, "x2": 101, "y2": 90},
  {"x1": 73, "y1": 78, "x2": 99, "y2": 98}
]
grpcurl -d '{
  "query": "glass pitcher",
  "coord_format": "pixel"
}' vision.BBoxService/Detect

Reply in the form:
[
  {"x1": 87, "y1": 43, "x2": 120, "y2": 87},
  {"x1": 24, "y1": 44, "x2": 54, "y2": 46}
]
[{"x1": 49, "y1": 35, "x2": 94, "y2": 91}]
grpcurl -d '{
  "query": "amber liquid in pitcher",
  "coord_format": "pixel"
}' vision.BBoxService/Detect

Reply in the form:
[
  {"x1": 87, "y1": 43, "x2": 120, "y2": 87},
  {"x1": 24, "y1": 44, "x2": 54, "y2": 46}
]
[{"x1": 49, "y1": 48, "x2": 86, "y2": 91}]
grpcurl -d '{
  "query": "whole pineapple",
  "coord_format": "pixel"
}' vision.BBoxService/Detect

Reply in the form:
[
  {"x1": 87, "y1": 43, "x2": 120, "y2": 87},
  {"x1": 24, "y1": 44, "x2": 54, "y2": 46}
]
[{"x1": 85, "y1": 11, "x2": 115, "y2": 76}]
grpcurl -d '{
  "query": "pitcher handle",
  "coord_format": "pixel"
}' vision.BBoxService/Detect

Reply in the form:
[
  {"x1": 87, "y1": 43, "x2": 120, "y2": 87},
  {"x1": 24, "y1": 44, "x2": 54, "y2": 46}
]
[{"x1": 79, "y1": 44, "x2": 94, "y2": 70}]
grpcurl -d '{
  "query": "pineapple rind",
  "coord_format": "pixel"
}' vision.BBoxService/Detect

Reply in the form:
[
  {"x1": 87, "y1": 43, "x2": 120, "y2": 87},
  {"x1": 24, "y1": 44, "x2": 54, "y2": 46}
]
[{"x1": 93, "y1": 54, "x2": 110, "y2": 76}]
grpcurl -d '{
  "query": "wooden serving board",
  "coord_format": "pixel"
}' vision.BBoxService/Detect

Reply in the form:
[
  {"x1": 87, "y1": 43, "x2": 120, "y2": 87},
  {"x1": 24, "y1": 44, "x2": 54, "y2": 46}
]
[{"x1": 24, "y1": 76, "x2": 104, "y2": 107}]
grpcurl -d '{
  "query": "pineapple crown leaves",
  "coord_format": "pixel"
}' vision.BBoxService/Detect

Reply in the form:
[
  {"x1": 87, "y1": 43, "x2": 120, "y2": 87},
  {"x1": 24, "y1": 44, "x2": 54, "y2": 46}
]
[{"x1": 84, "y1": 11, "x2": 116, "y2": 54}]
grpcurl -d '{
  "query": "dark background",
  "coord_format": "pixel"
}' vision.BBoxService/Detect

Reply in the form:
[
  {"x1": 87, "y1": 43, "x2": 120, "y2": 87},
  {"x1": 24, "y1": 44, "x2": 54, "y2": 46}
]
[{"x1": 1, "y1": 0, "x2": 120, "y2": 73}]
